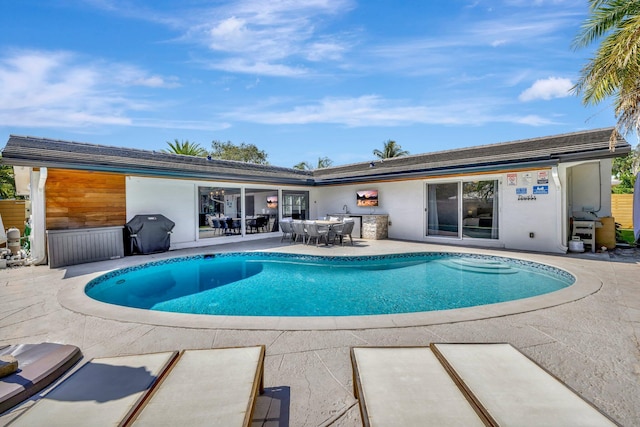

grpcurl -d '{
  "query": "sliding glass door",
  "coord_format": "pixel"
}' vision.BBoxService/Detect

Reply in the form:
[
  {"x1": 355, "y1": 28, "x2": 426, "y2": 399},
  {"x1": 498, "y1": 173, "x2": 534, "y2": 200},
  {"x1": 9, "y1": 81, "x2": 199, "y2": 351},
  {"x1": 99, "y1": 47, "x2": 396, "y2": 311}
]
[
  {"x1": 427, "y1": 183, "x2": 459, "y2": 237},
  {"x1": 462, "y1": 180, "x2": 499, "y2": 239},
  {"x1": 427, "y1": 180, "x2": 499, "y2": 239}
]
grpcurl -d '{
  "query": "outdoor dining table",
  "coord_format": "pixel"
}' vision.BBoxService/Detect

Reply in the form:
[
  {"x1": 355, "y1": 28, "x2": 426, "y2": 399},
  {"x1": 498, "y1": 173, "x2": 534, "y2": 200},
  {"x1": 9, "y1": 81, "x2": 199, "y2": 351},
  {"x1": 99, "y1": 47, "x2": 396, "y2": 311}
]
[
  {"x1": 314, "y1": 220, "x2": 342, "y2": 226},
  {"x1": 313, "y1": 220, "x2": 343, "y2": 245}
]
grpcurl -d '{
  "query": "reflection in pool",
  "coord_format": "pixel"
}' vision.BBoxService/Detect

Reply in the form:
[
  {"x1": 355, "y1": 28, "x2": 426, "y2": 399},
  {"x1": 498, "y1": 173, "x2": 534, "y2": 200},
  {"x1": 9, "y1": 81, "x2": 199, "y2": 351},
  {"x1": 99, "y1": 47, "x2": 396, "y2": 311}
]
[{"x1": 85, "y1": 252, "x2": 574, "y2": 317}]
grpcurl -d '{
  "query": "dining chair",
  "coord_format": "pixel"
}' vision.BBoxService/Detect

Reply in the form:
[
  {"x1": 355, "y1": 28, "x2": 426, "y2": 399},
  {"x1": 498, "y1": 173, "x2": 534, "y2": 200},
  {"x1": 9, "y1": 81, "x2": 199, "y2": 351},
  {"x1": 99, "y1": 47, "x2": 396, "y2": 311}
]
[
  {"x1": 291, "y1": 221, "x2": 307, "y2": 244},
  {"x1": 247, "y1": 218, "x2": 258, "y2": 233},
  {"x1": 279, "y1": 220, "x2": 294, "y2": 242},
  {"x1": 334, "y1": 220, "x2": 355, "y2": 246},
  {"x1": 305, "y1": 222, "x2": 329, "y2": 246}
]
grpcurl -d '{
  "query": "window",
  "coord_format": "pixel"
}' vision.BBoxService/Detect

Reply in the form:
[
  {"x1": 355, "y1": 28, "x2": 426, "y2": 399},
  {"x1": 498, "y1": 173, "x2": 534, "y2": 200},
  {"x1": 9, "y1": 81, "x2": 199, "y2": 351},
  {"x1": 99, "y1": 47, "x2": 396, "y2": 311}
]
[{"x1": 281, "y1": 191, "x2": 308, "y2": 220}]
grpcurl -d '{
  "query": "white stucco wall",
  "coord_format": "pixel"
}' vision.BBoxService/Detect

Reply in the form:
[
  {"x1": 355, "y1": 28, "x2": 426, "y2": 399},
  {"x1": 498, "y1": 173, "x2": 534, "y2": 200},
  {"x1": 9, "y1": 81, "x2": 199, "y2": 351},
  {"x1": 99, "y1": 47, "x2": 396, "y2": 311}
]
[
  {"x1": 314, "y1": 168, "x2": 565, "y2": 253},
  {"x1": 312, "y1": 181, "x2": 424, "y2": 241},
  {"x1": 126, "y1": 176, "x2": 196, "y2": 245},
  {"x1": 126, "y1": 176, "x2": 312, "y2": 249},
  {"x1": 500, "y1": 169, "x2": 560, "y2": 252},
  {"x1": 122, "y1": 160, "x2": 610, "y2": 254}
]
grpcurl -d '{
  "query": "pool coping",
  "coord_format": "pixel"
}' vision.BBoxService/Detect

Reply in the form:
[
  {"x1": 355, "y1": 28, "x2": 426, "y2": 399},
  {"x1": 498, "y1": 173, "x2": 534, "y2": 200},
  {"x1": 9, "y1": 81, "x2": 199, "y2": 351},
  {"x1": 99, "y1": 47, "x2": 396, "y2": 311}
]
[{"x1": 57, "y1": 248, "x2": 602, "y2": 331}]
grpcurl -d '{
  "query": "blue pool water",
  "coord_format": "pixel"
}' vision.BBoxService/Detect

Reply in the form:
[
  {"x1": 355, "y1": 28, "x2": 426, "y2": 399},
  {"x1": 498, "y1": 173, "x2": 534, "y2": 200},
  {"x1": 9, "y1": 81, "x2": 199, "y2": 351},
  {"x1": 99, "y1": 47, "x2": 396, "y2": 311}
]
[{"x1": 85, "y1": 252, "x2": 574, "y2": 317}]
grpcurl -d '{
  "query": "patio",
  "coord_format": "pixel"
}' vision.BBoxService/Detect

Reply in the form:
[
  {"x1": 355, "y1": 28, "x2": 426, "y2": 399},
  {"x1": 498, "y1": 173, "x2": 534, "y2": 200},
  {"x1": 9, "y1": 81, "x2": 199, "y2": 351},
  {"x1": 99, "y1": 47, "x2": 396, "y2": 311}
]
[{"x1": 1, "y1": 238, "x2": 638, "y2": 426}]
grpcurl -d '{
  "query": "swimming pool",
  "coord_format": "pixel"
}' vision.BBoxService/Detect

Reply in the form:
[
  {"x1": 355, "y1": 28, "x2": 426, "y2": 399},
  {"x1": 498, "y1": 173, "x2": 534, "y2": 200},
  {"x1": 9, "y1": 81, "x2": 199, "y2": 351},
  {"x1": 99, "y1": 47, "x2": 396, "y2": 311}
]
[{"x1": 85, "y1": 252, "x2": 574, "y2": 317}]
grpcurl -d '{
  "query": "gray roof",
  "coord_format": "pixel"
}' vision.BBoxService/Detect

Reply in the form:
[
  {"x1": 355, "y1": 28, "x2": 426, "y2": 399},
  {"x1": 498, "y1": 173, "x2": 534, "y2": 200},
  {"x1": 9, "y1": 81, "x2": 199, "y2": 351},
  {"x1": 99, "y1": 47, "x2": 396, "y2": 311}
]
[
  {"x1": 1, "y1": 135, "x2": 314, "y2": 185},
  {"x1": 1, "y1": 128, "x2": 630, "y2": 186},
  {"x1": 312, "y1": 127, "x2": 631, "y2": 184}
]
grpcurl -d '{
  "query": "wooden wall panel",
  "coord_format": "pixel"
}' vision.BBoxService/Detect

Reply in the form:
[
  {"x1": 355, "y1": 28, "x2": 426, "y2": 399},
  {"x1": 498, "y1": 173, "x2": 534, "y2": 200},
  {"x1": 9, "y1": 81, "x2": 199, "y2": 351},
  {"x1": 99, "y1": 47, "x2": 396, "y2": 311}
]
[
  {"x1": 46, "y1": 169, "x2": 126, "y2": 230},
  {"x1": 611, "y1": 194, "x2": 634, "y2": 229}
]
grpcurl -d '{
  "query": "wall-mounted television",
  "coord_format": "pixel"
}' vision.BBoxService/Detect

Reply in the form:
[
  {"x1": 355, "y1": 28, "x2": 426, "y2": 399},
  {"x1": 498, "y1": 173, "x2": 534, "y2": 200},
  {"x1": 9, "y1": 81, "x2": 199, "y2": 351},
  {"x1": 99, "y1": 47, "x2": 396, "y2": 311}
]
[
  {"x1": 266, "y1": 196, "x2": 278, "y2": 209},
  {"x1": 356, "y1": 190, "x2": 378, "y2": 207}
]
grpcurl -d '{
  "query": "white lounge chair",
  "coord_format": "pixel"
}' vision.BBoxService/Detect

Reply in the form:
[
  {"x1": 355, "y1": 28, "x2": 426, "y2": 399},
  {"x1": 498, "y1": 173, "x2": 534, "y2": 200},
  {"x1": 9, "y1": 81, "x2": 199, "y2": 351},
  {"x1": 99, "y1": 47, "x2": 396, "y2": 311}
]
[
  {"x1": 352, "y1": 344, "x2": 619, "y2": 427},
  {"x1": 351, "y1": 347, "x2": 485, "y2": 426},
  {"x1": 430, "y1": 343, "x2": 619, "y2": 427},
  {"x1": 13, "y1": 345, "x2": 266, "y2": 427}
]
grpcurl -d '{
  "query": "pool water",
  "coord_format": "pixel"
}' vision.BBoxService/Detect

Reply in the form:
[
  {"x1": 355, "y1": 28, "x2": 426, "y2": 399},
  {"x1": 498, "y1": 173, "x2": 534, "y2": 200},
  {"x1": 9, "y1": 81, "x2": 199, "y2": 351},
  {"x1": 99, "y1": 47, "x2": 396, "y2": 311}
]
[{"x1": 85, "y1": 252, "x2": 575, "y2": 317}]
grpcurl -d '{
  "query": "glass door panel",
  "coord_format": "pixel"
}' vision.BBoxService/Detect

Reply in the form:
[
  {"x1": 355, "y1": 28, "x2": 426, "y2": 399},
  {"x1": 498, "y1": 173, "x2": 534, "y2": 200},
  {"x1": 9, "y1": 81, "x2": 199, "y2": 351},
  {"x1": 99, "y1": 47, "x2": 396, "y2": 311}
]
[
  {"x1": 426, "y1": 183, "x2": 459, "y2": 237},
  {"x1": 198, "y1": 186, "x2": 241, "y2": 238},
  {"x1": 245, "y1": 188, "x2": 278, "y2": 233},
  {"x1": 462, "y1": 180, "x2": 499, "y2": 239}
]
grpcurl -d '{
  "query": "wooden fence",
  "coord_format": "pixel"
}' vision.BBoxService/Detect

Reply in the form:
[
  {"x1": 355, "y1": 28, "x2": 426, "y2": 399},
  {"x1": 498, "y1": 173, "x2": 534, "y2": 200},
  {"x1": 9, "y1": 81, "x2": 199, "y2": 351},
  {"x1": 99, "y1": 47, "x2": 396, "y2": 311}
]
[
  {"x1": 611, "y1": 194, "x2": 634, "y2": 229},
  {"x1": 0, "y1": 199, "x2": 29, "y2": 234}
]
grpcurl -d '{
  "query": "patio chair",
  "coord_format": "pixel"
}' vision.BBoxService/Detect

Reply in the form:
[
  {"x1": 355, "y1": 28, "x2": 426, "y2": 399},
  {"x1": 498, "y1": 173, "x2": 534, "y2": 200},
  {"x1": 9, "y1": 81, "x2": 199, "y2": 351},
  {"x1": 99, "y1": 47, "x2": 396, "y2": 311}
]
[
  {"x1": 291, "y1": 220, "x2": 307, "y2": 244},
  {"x1": 279, "y1": 220, "x2": 294, "y2": 242},
  {"x1": 305, "y1": 222, "x2": 329, "y2": 246},
  {"x1": 333, "y1": 220, "x2": 354, "y2": 246}
]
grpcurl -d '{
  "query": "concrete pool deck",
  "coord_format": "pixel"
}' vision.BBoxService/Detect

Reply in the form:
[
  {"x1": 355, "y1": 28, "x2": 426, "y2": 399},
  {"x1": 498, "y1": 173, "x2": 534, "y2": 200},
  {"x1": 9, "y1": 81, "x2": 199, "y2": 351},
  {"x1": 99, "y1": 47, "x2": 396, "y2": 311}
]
[{"x1": 1, "y1": 238, "x2": 639, "y2": 425}]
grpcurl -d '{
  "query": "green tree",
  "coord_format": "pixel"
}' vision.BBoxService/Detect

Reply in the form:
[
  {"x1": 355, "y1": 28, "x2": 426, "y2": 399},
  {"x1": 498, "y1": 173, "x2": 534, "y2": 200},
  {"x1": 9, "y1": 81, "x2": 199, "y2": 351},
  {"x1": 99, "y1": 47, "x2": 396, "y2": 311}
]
[
  {"x1": 373, "y1": 140, "x2": 409, "y2": 159},
  {"x1": 612, "y1": 144, "x2": 639, "y2": 193},
  {"x1": 210, "y1": 140, "x2": 269, "y2": 164},
  {"x1": 163, "y1": 139, "x2": 208, "y2": 157},
  {"x1": 293, "y1": 157, "x2": 333, "y2": 170},
  {"x1": 0, "y1": 156, "x2": 17, "y2": 199},
  {"x1": 572, "y1": 0, "x2": 640, "y2": 149}
]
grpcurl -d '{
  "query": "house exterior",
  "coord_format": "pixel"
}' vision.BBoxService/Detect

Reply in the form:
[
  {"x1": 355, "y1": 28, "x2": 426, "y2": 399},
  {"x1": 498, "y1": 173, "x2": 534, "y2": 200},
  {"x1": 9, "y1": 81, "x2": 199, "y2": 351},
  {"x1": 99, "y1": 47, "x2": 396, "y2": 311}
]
[{"x1": 1, "y1": 128, "x2": 630, "y2": 266}]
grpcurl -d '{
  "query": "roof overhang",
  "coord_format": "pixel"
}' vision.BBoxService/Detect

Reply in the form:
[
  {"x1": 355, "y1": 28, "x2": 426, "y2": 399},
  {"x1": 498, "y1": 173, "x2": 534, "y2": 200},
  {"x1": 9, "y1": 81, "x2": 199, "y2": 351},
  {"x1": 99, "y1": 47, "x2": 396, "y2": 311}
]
[{"x1": 1, "y1": 128, "x2": 631, "y2": 187}]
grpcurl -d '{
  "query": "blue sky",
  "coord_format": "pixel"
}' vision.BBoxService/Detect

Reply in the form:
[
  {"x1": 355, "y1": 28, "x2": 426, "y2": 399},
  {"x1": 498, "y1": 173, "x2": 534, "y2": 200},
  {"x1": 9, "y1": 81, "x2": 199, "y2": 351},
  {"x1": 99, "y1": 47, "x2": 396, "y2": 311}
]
[{"x1": 0, "y1": 0, "x2": 619, "y2": 167}]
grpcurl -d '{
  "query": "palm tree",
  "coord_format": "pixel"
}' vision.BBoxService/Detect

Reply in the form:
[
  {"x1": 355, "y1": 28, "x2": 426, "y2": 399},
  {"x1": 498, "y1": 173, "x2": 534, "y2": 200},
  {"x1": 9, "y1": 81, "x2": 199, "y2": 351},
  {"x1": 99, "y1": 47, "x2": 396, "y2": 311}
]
[
  {"x1": 293, "y1": 157, "x2": 333, "y2": 170},
  {"x1": 572, "y1": 0, "x2": 640, "y2": 149},
  {"x1": 373, "y1": 140, "x2": 409, "y2": 159},
  {"x1": 162, "y1": 139, "x2": 208, "y2": 157}
]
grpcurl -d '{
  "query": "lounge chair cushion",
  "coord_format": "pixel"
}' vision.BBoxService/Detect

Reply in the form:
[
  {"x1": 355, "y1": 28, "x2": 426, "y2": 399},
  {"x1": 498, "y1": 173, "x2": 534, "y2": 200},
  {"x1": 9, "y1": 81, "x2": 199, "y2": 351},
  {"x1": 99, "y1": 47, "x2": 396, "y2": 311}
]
[
  {"x1": 351, "y1": 347, "x2": 484, "y2": 426},
  {"x1": 431, "y1": 343, "x2": 618, "y2": 427},
  {"x1": 0, "y1": 343, "x2": 82, "y2": 414},
  {"x1": 129, "y1": 346, "x2": 265, "y2": 426}
]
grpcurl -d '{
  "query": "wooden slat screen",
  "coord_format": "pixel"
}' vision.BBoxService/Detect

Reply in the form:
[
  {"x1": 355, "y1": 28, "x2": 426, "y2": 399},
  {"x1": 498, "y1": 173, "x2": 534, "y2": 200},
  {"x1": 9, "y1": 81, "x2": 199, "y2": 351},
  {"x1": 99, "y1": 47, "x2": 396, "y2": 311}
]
[
  {"x1": 46, "y1": 169, "x2": 126, "y2": 230},
  {"x1": 0, "y1": 200, "x2": 29, "y2": 234},
  {"x1": 611, "y1": 193, "x2": 634, "y2": 230}
]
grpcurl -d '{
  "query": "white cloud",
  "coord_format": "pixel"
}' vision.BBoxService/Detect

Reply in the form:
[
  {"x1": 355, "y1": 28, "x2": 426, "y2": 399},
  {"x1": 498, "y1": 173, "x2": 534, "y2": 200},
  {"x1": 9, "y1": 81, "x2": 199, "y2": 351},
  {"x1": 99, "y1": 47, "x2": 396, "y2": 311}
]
[
  {"x1": 206, "y1": 59, "x2": 308, "y2": 77},
  {"x1": 222, "y1": 95, "x2": 559, "y2": 127},
  {"x1": 0, "y1": 49, "x2": 211, "y2": 130},
  {"x1": 184, "y1": 0, "x2": 355, "y2": 75},
  {"x1": 518, "y1": 77, "x2": 573, "y2": 101}
]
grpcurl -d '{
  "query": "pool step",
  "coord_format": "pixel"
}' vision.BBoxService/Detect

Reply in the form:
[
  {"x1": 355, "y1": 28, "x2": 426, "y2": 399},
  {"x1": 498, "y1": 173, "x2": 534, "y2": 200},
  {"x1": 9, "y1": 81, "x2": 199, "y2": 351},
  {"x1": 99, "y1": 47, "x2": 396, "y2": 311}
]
[{"x1": 440, "y1": 258, "x2": 518, "y2": 274}]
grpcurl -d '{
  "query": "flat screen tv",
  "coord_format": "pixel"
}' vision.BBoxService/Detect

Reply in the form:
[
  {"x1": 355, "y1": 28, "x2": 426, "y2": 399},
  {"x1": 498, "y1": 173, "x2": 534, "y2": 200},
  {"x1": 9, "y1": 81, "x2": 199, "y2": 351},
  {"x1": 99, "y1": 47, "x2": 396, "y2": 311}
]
[
  {"x1": 356, "y1": 190, "x2": 378, "y2": 207},
  {"x1": 266, "y1": 196, "x2": 278, "y2": 209}
]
